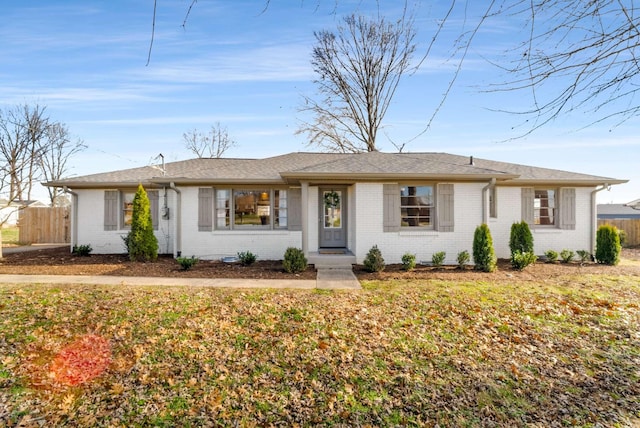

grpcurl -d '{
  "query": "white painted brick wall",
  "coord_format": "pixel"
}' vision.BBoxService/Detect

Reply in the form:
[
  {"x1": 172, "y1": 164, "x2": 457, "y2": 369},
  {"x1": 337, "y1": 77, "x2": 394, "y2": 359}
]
[
  {"x1": 351, "y1": 184, "x2": 594, "y2": 264},
  {"x1": 179, "y1": 187, "x2": 302, "y2": 260},
  {"x1": 76, "y1": 184, "x2": 596, "y2": 262},
  {"x1": 75, "y1": 188, "x2": 175, "y2": 255},
  {"x1": 352, "y1": 182, "x2": 484, "y2": 264},
  {"x1": 488, "y1": 186, "x2": 593, "y2": 258}
]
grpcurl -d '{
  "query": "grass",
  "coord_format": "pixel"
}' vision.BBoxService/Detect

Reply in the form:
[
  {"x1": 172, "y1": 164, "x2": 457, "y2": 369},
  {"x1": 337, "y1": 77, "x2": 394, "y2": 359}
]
[
  {"x1": 0, "y1": 275, "x2": 639, "y2": 426},
  {"x1": 1, "y1": 226, "x2": 20, "y2": 245}
]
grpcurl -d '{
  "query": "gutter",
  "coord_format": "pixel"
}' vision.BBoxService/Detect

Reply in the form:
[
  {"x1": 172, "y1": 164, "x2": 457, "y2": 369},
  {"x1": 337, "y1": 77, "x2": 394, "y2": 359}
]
[
  {"x1": 481, "y1": 178, "x2": 496, "y2": 224},
  {"x1": 168, "y1": 182, "x2": 182, "y2": 257},
  {"x1": 63, "y1": 186, "x2": 78, "y2": 251},
  {"x1": 591, "y1": 183, "x2": 609, "y2": 255}
]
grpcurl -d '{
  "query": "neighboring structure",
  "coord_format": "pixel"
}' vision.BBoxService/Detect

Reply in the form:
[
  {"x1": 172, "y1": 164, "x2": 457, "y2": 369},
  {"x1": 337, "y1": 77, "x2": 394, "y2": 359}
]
[
  {"x1": 46, "y1": 152, "x2": 626, "y2": 263},
  {"x1": 597, "y1": 203, "x2": 640, "y2": 220},
  {"x1": 625, "y1": 199, "x2": 640, "y2": 210},
  {"x1": 0, "y1": 200, "x2": 48, "y2": 227}
]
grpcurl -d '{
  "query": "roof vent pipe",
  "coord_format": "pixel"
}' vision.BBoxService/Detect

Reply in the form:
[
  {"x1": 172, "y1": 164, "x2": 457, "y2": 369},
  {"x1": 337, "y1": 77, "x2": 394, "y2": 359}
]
[{"x1": 469, "y1": 156, "x2": 474, "y2": 166}]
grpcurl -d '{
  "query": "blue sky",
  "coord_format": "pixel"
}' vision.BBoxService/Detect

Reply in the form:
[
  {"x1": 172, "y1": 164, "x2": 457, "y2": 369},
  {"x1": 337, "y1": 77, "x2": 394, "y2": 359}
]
[{"x1": 2, "y1": 1, "x2": 637, "y2": 203}]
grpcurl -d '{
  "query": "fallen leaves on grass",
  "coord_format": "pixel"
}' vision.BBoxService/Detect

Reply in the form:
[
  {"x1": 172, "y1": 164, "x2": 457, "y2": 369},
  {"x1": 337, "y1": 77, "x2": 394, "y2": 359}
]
[
  {"x1": 49, "y1": 334, "x2": 111, "y2": 386},
  {"x1": 0, "y1": 277, "x2": 639, "y2": 427}
]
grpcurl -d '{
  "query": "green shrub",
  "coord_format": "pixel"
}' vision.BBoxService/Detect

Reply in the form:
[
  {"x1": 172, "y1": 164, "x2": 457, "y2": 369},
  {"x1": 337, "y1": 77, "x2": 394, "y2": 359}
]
[
  {"x1": 509, "y1": 221, "x2": 534, "y2": 255},
  {"x1": 618, "y1": 229, "x2": 628, "y2": 247},
  {"x1": 431, "y1": 251, "x2": 446, "y2": 267},
  {"x1": 457, "y1": 250, "x2": 470, "y2": 269},
  {"x1": 363, "y1": 245, "x2": 385, "y2": 273},
  {"x1": 176, "y1": 256, "x2": 199, "y2": 271},
  {"x1": 473, "y1": 224, "x2": 497, "y2": 272},
  {"x1": 282, "y1": 247, "x2": 307, "y2": 274},
  {"x1": 560, "y1": 249, "x2": 575, "y2": 263},
  {"x1": 125, "y1": 184, "x2": 158, "y2": 262},
  {"x1": 401, "y1": 252, "x2": 416, "y2": 271},
  {"x1": 576, "y1": 250, "x2": 591, "y2": 263},
  {"x1": 595, "y1": 225, "x2": 621, "y2": 265},
  {"x1": 237, "y1": 251, "x2": 257, "y2": 266},
  {"x1": 510, "y1": 251, "x2": 537, "y2": 271},
  {"x1": 72, "y1": 244, "x2": 93, "y2": 257},
  {"x1": 544, "y1": 250, "x2": 558, "y2": 263}
]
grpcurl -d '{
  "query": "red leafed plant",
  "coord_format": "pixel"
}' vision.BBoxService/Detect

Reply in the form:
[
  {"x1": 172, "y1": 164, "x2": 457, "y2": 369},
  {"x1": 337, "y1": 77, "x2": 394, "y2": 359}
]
[{"x1": 49, "y1": 334, "x2": 111, "y2": 386}]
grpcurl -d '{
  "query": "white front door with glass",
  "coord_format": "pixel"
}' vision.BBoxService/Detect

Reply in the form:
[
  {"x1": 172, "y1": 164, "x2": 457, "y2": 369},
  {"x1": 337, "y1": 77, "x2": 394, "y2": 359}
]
[{"x1": 319, "y1": 188, "x2": 347, "y2": 248}]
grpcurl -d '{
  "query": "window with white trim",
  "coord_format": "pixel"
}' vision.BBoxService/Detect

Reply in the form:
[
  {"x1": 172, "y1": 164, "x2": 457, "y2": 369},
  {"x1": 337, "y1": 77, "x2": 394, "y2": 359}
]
[
  {"x1": 122, "y1": 191, "x2": 135, "y2": 227},
  {"x1": 103, "y1": 189, "x2": 159, "y2": 231},
  {"x1": 534, "y1": 189, "x2": 556, "y2": 225},
  {"x1": 207, "y1": 188, "x2": 288, "y2": 230},
  {"x1": 400, "y1": 185, "x2": 434, "y2": 228}
]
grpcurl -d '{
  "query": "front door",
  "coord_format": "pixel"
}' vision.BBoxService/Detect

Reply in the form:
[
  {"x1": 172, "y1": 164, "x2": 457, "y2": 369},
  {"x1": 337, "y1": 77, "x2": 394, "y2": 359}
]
[{"x1": 319, "y1": 187, "x2": 347, "y2": 248}]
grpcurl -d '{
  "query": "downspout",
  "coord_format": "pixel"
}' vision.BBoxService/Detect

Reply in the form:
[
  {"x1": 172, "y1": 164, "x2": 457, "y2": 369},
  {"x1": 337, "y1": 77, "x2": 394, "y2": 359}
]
[
  {"x1": 63, "y1": 186, "x2": 78, "y2": 251},
  {"x1": 168, "y1": 182, "x2": 182, "y2": 257},
  {"x1": 591, "y1": 183, "x2": 609, "y2": 255},
  {"x1": 481, "y1": 178, "x2": 496, "y2": 224},
  {"x1": 301, "y1": 181, "x2": 309, "y2": 256}
]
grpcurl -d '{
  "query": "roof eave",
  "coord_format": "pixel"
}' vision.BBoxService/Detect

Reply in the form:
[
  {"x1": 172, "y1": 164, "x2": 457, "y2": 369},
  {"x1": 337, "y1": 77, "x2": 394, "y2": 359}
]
[
  {"x1": 280, "y1": 172, "x2": 519, "y2": 182},
  {"x1": 46, "y1": 177, "x2": 289, "y2": 188},
  {"x1": 503, "y1": 178, "x2": 628, "y2": 186}
]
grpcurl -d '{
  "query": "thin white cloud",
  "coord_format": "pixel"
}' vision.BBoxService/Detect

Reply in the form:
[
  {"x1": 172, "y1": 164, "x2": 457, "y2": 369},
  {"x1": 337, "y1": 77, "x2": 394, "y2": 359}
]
[
  {"x1": 138, "y1": 43, "x2": 314, "y2": 84},
  {"x1": 75, "y1": 114, "x2": 288, "y2": 126}
]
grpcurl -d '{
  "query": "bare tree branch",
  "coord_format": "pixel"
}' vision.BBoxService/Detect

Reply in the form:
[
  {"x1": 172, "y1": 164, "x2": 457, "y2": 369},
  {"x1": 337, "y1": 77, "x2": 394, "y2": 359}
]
[
  {"x1": 183, "y1": 123, "x2": 237, "y2": 158},
  {"x1": 298, "y1": 11, "x2": 417, "y2": 152},
  {"x1": 487, "y1": 0, "x2": 640, "y2": 135},
  {"x1": 40, "y1": 122, "x2": 87, "y2": 206}
]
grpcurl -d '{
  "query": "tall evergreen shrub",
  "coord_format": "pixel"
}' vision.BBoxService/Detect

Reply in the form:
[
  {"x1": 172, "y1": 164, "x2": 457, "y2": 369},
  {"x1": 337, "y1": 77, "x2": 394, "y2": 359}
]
[
  {"x1": 509, "y1": 221, "x2": 534, "y2": 255},
  {"x1": 126, "y1": 184, "x2": 158, "y2": 262},
  {"x1": 473, "y1": 223, "x2": 497, "y2": 272},
  {"x1": 595, "y1": 225, "x2": 621, "y2": 265}
]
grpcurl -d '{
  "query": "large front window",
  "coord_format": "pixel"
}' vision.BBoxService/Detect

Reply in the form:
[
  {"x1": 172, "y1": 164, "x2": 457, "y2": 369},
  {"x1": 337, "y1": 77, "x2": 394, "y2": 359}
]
[
  {"x1": 400, "y1": 185, "x2": 434, "y2": 228},
  {"x1": 534, "y1": 189, "x2": 555, "y2": 225},
  {"x1": 215, "y1": 188, "x2": 287, "y2": 229}
]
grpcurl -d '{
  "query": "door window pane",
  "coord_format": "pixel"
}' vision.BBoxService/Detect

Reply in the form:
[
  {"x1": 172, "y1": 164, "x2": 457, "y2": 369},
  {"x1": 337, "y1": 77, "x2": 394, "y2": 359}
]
[{"x1": 323, "y1": 190, "x2": 341, "y2": 228}]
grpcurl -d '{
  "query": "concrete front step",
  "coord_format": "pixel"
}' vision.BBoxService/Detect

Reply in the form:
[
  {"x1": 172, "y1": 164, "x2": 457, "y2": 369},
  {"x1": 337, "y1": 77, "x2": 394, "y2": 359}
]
[{"x1": 308, "y1": 252, "x2": 357, "y2": 269}]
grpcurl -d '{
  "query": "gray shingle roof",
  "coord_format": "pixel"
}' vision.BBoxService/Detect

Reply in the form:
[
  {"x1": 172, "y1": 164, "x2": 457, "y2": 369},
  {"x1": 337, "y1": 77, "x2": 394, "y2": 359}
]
[
  {"x1": 598, "y1": 203, "x2": 640, "y2": 218},
  {"x1": 46, "y1": 151, "x2": 625, "y2": 188}
]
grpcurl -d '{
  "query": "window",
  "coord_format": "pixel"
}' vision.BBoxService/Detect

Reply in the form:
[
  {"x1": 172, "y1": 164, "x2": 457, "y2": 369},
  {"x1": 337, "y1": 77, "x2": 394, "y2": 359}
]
[
  {"x1": 522, "y1": 187, "x2": 574, "y2": 229},
  {"x1": 122, "y1": 192, "x2": 135, "y2": 227},
  {"x1": 534, "y1": 189, "x2": 555, "y2": 225},
  {"x1": 215, "y1": 189, "x2": 230, "y2": 229},
  {"x1": 274, "y1": 190, "x2": 287, "y2": 228},
  {"x1": 384, "y1": 183, "x2": 454, "y2": 233},
  {"x1": 204, "y1": 188, "x2": 289, "y2": 230},
  {"x1": 104, "y1": 189, "x2": 159, "y2": 231},
  {"x1": 234, "y1": 189, "x2": 270, "y2": 227},
  {"x1": 400, "y1": 185, "x2": 434, "y2": 228}
]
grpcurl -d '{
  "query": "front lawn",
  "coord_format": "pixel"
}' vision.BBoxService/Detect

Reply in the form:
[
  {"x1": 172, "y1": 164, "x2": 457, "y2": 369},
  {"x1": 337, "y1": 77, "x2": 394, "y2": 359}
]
[
  {"x1": 1, "y1": 276, "x2": 639, "y2": 426},
  {"x1": 1, "y1": 227, "x2": 19, "y2": 245}
]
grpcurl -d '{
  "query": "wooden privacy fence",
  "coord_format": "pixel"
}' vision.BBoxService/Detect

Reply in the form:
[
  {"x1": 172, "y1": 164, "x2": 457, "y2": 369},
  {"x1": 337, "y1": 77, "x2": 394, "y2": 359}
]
[
  {"x1": 598, "y1": 219, "x2": 640, "y2": 247},
  {"x1": 18, "y1": 206, "x2": 70, "y2": 244}
]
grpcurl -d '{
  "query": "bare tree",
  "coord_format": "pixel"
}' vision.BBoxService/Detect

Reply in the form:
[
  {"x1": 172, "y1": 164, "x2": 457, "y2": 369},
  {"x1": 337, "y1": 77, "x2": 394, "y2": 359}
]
[
  {"x1": 297, "y1": 13, "x2": 417, "y2": 153},
  {"x1": 183, "y1": 123, "x2": 236, "y2": 158},
  {"x1": 479, "y1": 0, "x2": 640, "y2": 134},
  {"x1": 0, "y1": 104, "x2": 49, "y2": 202},
  {"x1": 40, "y1": 122, "x2": 87, "y2": 206}
]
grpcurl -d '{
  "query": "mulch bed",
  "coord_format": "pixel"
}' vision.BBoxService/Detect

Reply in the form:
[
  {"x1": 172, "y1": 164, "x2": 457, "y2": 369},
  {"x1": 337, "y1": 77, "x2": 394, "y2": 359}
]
[{"x1": 1, "y1": 246, "x2": 638, "y2": 282}]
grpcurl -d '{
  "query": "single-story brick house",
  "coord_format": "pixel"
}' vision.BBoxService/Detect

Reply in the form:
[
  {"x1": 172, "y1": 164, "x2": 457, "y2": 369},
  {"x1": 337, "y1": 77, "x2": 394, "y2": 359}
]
[{"x1": 46, "y1": 151, "x2": 626, "y2": 264}]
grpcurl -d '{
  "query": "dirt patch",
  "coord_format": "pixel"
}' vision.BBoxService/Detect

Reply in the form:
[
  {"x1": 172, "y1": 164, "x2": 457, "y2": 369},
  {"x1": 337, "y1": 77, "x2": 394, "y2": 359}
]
[{"x1": 1, "y1": 246, "x2": 639, "y2": 282}]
